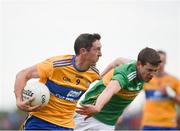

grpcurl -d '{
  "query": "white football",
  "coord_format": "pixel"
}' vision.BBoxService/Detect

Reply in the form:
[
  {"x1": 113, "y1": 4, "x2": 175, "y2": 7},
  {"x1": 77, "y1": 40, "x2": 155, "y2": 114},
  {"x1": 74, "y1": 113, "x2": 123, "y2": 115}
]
[{"x1": 22, "y1": 81, "x2": 50, "y2": 106}]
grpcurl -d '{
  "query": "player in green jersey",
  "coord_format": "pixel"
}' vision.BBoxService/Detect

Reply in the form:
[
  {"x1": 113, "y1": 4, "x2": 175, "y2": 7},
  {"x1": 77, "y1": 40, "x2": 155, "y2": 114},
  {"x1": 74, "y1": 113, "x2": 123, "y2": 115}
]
[{"x1": 74, "y1": 47, "x2": 161, "y2": 130}]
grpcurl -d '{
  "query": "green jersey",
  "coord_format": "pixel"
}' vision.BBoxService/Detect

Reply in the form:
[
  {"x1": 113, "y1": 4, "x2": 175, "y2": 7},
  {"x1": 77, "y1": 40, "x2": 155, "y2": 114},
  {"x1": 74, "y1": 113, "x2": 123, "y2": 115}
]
[{"x1": 80, "y1": 61, "x2": 144, "y2": 125}]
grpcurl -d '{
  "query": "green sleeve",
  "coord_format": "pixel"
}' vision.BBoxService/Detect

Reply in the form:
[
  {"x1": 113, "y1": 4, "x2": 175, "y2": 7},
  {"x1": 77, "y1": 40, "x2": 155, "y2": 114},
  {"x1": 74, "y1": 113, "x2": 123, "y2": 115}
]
[{"x1": 111, "y1": 73, "x2": 128, "y2": 89}]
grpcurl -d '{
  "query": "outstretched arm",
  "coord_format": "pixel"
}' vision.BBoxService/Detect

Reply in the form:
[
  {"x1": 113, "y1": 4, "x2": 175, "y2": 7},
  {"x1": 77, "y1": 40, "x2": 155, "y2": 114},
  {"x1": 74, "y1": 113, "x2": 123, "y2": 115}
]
[
  {"x1": 76, "y1": 80, "x2": 121, "y2": 119},
  {"x1": 100, "y1": 57, "x2": 130, "y2": 77}
]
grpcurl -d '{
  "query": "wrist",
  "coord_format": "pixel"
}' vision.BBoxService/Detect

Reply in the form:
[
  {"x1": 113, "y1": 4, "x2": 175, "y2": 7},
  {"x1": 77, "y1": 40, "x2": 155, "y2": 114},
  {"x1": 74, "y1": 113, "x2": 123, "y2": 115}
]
[
  {"x1": 17, "y1": 95, "x2": 22, "y2": 101},
  {"x1": 94, "y1": 105, "x2": 101, "y2": 113}
]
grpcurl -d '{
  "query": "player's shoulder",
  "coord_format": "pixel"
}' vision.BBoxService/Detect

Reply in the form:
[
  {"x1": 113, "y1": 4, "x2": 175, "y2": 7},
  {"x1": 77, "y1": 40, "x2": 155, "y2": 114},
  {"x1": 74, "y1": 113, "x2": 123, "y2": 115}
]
[
  {"x1": 119, "y1": 60, "x2": 136, "y2": 73},
  {"x1": 44, "y1": 54, "x2": 73, "y2": 68},
  {"x1": 114, "y1": 60, "x2": 136, "y2": 79},
  {"x1": 118, "y1": 60, "x2": 137, "y2": 81},
  {"x1": 126, "y1": 60, "x2": 136, "y2": 65},
  {"x1": 49, "y1": 54, "x2": 73, "y2": 61},
  {"x1": 126, "y1": 61, "x2": 137, "y2": 81},
  {"x1": 164, "y1": 72, "x2": 179, "y2": 82}
]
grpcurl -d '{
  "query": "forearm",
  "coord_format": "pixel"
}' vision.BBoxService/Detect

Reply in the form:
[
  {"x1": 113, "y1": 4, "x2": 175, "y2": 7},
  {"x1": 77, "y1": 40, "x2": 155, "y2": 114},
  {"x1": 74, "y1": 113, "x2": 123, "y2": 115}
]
[
  {"x1": 94, "y1": 89, "x2": 114, "y2": 112},
  {"x1": 14, "y1": 70, "x2": 30, "y2": 101},
  {"x1": 94, "y1": 80, "x2": 121, "y2": 112},
  {"x1": 14, "y1": 65, "x2": 39, "y2": 101},
  {"x1": 76, "y1": 81, "x2": 121, "y2": 118}
]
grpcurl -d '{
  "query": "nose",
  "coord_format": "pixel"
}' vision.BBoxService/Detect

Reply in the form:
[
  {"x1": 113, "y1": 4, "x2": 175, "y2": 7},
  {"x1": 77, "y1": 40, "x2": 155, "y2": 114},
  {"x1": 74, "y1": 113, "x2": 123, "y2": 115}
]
[
  {"x1": 98, "y1": 51, "x2": 102, "y2": 57},
  {"x1": 149, "y1": 72, "x2": 155, "y2": 79}
]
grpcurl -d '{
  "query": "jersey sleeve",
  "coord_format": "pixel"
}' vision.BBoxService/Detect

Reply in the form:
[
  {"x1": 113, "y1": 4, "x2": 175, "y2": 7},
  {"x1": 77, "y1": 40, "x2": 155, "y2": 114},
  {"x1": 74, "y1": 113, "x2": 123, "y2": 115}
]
[
  {"x1": 169, "y1": 76, "x2": 180, "y2": 95},
  {"x1": 36, "y1": 58, "x2": 54, "y2": 82},
  {"x1": 111, "y1": 66, "x2": 128, "y2": 89},
  {"x1": 175, "y1": 80, "x2": 180, "y2": 94}
]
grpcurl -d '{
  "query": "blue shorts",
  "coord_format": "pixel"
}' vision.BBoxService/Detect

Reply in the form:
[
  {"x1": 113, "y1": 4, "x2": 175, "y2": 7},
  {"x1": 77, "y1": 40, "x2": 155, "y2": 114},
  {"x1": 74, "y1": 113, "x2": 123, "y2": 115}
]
[
  {"x1": 143, "y1": 125, "x2": 176, "y2": 130},
  {"x1": 22, "y1": 115, "x2": 73, "y2": 130}
]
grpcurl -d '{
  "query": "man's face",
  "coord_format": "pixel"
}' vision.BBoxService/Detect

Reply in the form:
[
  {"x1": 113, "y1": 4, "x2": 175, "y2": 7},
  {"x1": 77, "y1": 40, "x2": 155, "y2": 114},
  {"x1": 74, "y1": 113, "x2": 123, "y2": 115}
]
[
  {"x1": 137, "y1": 62, "x2": 159, "y2": 82},
  {"x1": 158, "y1": 53, "x2": 166, "y2": 72},
  {"x1": 85, "y1": 40, "x2": 102, "y2": 66}
]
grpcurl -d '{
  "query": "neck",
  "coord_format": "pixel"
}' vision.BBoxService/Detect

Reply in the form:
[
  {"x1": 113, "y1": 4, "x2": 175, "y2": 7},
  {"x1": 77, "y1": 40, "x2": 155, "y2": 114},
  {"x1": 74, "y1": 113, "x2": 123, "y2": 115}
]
[{"x1": 75, "y1": 56, "x2": 90, "y2": 71}]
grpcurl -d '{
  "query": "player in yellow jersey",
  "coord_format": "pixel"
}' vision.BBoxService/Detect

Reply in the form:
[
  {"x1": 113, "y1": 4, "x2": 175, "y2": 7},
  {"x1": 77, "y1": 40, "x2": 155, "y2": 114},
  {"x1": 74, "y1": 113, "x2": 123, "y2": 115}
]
[
  {"x1": 141, "y1": 50, "x2": 180, "y2": 130},
  {"x1": 14, "y1": 33, "x2": 102, "y2": 130}
]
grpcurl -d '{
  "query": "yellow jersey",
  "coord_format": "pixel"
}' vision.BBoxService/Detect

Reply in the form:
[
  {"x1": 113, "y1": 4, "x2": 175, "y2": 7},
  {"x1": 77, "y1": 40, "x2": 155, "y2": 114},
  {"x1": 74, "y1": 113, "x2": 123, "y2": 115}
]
[
  {"x1": 142, "y1": 74, "x2": 180, "y2": 127},
  {"x1": 30, "y1": 55, "x2": 100, "y2": 128}
]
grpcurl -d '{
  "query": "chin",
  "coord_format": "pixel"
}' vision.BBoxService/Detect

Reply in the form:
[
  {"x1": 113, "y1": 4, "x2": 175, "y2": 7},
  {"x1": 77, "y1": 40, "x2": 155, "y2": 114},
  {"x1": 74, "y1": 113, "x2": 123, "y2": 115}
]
[
  {"x1": 91, "y1": 63, "x2": 96, "y2": 66},
  {"x1": 145, "y1": 78, "x2": 152, "y2": 82},
  {"x1": 145, "y1": 80, "x2": 150, "y2": 82}
]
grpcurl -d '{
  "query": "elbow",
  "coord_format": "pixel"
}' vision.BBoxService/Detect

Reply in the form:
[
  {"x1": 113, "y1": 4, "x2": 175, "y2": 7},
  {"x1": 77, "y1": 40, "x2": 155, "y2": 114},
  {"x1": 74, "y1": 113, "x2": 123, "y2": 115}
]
[
  {"x1": 15, "y1": 71, "x2": 22, "y2": 80},
  {"x1": 14, "y1": 69, "x2": 30, "y2": 88},
  {"x1": 16, "y1": 69, "x2": 31, "y2": 80}
]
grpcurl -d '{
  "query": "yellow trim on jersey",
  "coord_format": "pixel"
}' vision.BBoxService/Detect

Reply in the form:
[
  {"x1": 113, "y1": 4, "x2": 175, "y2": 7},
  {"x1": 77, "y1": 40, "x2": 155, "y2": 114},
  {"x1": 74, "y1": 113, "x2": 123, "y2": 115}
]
[{"x1": 115, "y1": 88, "x2": 139, "y2": 100}]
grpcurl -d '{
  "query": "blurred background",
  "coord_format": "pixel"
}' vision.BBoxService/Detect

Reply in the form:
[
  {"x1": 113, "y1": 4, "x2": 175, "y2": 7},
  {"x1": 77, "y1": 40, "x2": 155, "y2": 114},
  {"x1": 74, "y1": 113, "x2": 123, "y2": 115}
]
[{"x1": 0, "y1": 0, "x2": 180, "y2": 129}]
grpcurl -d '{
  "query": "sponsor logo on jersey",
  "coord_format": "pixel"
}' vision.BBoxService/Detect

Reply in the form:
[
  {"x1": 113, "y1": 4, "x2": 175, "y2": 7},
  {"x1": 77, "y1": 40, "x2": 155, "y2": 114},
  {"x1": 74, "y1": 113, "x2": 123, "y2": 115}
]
[{"x1": 63, "y1": 76, "x2": 71, "y2": 82}]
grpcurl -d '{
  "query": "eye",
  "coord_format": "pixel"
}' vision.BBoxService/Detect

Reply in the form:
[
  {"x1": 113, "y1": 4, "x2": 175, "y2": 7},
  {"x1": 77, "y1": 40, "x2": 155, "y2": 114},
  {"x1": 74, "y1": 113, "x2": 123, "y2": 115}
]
[{"x1": 147, "y1": 69, "x2": 154, "y2": 72}]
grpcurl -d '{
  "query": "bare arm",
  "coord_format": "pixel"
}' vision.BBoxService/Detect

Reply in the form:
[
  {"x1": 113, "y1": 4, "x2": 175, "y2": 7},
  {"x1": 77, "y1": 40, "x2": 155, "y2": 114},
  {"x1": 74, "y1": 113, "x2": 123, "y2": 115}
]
[
  {"x1": 14, "y1": 65, "x2": 41, "y2": 111},
  {"x1": 100, "y1": 57, "x2": 131, "y2": 77},
  {"x1": 93, "y1": 80, "x2": 121, "y2": 111},
  {"x1": 76, "y1": 80, "x2": 121, "y2": 118}
]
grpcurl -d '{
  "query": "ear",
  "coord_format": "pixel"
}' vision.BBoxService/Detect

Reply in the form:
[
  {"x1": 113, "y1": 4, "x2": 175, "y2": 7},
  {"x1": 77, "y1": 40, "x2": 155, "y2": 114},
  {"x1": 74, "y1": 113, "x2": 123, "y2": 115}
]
[
  {"x1": 137, "y1": 61, "x2": 142, "y2": 68},
  {"x1": 79, "y1": 48, "x2": 87, "y2": 55}
]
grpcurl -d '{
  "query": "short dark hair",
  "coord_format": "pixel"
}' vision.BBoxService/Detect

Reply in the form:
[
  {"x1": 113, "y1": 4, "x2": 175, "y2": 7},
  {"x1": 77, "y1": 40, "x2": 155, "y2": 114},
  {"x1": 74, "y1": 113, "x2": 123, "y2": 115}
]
[
  {"x1": 138, "y1": 47, "x2": 161, "y2": 66},
  {"x1": 74, "y1": 33, "x2": 101, "y2": 55},
  {"x1": 157, "y1": 50, "x2": 166, "y2": 56}
]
